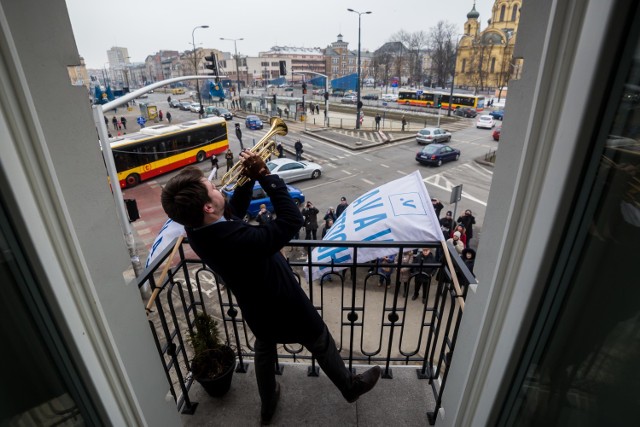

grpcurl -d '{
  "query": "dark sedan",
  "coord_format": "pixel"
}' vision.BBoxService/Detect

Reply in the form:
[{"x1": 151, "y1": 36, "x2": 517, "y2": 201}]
[
  {"x1": 416, "y1": 143, "x2": 460, "y2": 166},
  {"x1": 453, "y1": 107, "x2": 478, "y2": 118},
  {"x1": 362, "y1": 94, "x2": 379, "y2": 100}
]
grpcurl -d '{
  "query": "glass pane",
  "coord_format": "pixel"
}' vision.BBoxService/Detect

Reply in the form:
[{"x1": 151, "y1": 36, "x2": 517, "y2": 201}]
[{"x1": 504, "y1": 22, "x2": 640, "y2": 427}]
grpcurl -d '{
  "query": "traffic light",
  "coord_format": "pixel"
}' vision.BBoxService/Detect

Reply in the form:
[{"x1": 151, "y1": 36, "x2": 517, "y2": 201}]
[
  {"x1": 324, "y1": 91, "x2": 329, "y2": 101},
  {"x1": 357, "y1": 101, "x2": 363, "y2": 110},
  {"x1": 273, "y1": 94, "x2": 277, "y2": 104},
  {"x1": 204, "y1": 52, "x2": 218, "y2": 76},
  {"x1": 434, "y1": 94, "x2": 442, "y2": 108},
  {"x1": 279, "y1": 60, "x2": 287, "y2": 76},
  {"x1": 302, "y1": 82, "x2": 307, "y2": 94}
]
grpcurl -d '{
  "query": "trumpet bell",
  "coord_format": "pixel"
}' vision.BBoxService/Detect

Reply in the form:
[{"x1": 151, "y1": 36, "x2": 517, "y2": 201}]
[{"x1": 221, "y1": 117, "x2": 288, "y2": 190}]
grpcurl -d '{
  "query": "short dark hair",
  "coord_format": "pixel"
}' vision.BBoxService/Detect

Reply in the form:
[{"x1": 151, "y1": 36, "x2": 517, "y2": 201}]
[{"x1": 161, "y1": 166, "x2": 209, "y2": 228}]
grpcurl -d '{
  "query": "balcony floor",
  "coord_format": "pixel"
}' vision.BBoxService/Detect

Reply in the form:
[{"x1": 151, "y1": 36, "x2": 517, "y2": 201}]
[{"x1": 181, "y1": 361, "x2": 436, "y2": 426}]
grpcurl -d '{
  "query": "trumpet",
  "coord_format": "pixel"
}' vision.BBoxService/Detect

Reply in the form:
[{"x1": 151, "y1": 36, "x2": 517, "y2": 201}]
[{"x1": 221, "y1": 117, "x2": 288, "y2": 190}]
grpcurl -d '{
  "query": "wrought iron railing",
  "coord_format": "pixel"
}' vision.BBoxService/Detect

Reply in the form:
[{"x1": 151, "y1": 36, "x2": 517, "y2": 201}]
[{"x1": 138, "y1": 239, "x2": 476, "y2": 425}]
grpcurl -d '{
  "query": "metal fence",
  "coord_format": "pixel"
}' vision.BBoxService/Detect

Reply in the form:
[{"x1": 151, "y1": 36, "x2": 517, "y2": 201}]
[{"x1": 139, "y1": 239, "x2": 476, "y2": 425}]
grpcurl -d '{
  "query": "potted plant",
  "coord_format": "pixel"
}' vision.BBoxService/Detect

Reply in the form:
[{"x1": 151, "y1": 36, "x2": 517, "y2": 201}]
[{"x1": 189, "y1": 311, "x2": 236, "y2": 397}]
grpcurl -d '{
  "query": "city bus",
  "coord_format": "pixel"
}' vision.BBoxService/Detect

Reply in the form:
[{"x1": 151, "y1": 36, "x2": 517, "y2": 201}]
[
  {"x1": 397, "y1": 89, "x2": 485, "y2": 111},
  {"x1": 110, "y1": 116, "x2": 229, "y2": 188}
]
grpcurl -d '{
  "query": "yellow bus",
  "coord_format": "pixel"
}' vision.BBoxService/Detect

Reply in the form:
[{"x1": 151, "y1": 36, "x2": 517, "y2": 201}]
[
  {"x1": 110, "y1": 117, "x2": 229, "y2": 188},
  {"x1": 397, "y1": 89, "x2": 486, "y2": 111}
]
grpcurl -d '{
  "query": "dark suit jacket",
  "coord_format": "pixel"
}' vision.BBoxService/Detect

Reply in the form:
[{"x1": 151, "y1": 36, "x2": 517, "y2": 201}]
[{"x1": 186, "y1": 174, "x2": 324, "y2": 344}]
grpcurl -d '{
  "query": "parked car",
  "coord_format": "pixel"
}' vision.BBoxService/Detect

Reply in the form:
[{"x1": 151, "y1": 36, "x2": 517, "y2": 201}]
[
  {"x1": 266, "y1": 158, "x2": 322, "y2": 183},
  {"x1": 205, "y1": 106, "x2": 233, "y2": 120},
  {"x1": 493, "y1": 126, "x2": 501, "y2": 141},
  {"x1": 284, "y1": 87, "x2": 294, "y2": 92},
  {"x1": 415, "y1": 143, "x2": 461, "y2": 166},
  {"x1": 189, "y1": 102, "x2": 201, "y2": 113},
  {"x1": 453, "y1": 107, "x2": 478, "y2": 118},
  {"x1": 362, "y1": 94, "x2": 379, "y2": 100},
  {"x1": 245, "y1": 115, "x2": 264, "y2": 130},
  {"x1": 178, "y1": 101, "x2": 192, "y2": 111},
  {"x1": 489, "y1": 109, "x2": 505, "y2": 120},
  {"x1": 415, "y1": 127, "x2": 452, "y2": 144},
  {"x1": 221, "y1": 182, "x2": 305, "y2": 219},
  {"x1": 341, "y1": 94, "x2": 358, "y2": 104},
  {"x1": 476, "y1": 114, "x2": 496, "y2": 129},
  {"x1": 381, "y1": 93, "x2": 398, "y2": 102},
  {"x1": 169, "y1": 99, "x2": 181, "y2": 108}
]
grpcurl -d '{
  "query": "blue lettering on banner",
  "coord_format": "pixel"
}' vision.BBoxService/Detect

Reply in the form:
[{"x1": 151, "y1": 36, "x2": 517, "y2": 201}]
[
  {"x1": 354, "y1": 213, "x2": 387, "y2": 231},
  {"x1": 363, "y1": 228, "x2": 393, "y2": 242}
]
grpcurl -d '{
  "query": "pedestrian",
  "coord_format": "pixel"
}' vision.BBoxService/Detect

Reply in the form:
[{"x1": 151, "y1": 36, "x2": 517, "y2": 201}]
[
  {"x1": 457, "y1": 209, "x2": 476, "y2": 247},
  {"x1": 315, "y1": 104, "x2": 319, "y2": 115},
  {"x1": 166, "y1": 111, "x2": 172, "y2": 123},
  {"x1": 235, "y1": 123, "x2": 243, "y2": 150},
  {"x1": 276, "y1": 143, "x2": 285, "y2": 158},
  {"x1": 446, "y1": 231, "x2": 465, "y2": 255},
  {"x1": 431, "y1": 198, "x2": 444, "y2": 218},
  {"x1": 159, "y1": 110, "x2": 164, "y2": 121},
  {"x1": 323, "y1": 207, "x2": 337, "y2": 226},
  {"x1": 207, "y1": 156, "x2": 219, "y2": 181},
  {"x1": 112, "y1": 116, "x2": 118, "y2": 131},
  {"x1": 439, "y1": 211, "x2": 455, "y2": 240},
  {"x1": 399, "y1": 250, "x2": 414, "y2": 297},
  {"x1": 225, "y1": 148, "x2": 234, "y2": 172},
  {"x1": 284, "y1": 107, "x2": 289, "y2": 119},
  {"x1": 453, "y1": 224, "x2": 467, "y2": 247},
  {"x1": 336, "y1": 196, "x2": 349, "y2": 218},
  {"x1": 167, "y1": 95, "x2": 171, "y2": 104},
  {"x1": 302, "y1": 201, "x2": 319, "y2": 240},
  {"x1": 294, "y1": 139, "x2": 303, "y2": 161},
  {"x1": 322, "y1": 218, "x2": 333, "y2": 238},
  {"x1": 256, "y1": 203, "x2": 273, "y2": 225},
  {"x1": 377, "y1": 255, "x2": 394, "y2": 288},
  {"x1": 461, "y1": 248, "x2": 476, "y2": 276},
  {"x1": 160, "y1": 161, "x2": 381, "y2": 425},
  {"x1": 277, "y1": 107, "x2": 282, "y2": 118},
  {"x1": 401, "y1": 115, "x2": 407, "y2": 131},
  {"x1": 120, "y1": 116, "x2": 127, "y2": 130},
  {"x1": 374, "y1": 113, "x2": 381, "y2": 130},
  {"x1": 412, "y1": 248, "x2": 436, "y2": 303}
]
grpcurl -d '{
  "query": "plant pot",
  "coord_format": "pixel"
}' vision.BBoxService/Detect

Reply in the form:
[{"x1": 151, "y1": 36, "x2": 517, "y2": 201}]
[{"x1": 194, "y1": 346, "x2": 236, "y2": 397}]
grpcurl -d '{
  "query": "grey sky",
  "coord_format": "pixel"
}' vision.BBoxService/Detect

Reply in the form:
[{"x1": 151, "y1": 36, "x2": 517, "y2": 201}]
[{"x1": 65, "y1": 0, "x2": 493, "y2": 68}]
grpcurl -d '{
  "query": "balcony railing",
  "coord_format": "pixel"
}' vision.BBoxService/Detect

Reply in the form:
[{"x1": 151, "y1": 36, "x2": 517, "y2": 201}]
[{"x1": 139, "y1": 239, "x2": 476, "y2": 425}]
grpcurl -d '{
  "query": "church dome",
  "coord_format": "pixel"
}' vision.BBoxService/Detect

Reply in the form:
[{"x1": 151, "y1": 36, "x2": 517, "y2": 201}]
[{"x1": 467, "y1": 3, "x2": 480, "y2": 19}]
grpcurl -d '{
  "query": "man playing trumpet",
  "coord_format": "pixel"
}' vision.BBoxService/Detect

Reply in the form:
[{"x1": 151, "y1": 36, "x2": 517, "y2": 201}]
[{"x1": 161, "y1": 150, "x2": 381, "y2": 425}]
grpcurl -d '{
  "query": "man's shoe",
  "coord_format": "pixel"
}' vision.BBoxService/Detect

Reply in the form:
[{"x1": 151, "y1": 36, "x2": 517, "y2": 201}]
[
  {"x1": 260, "y1": 382, "x2": 280, "y2": 425},
  {"x1": 342, "y1": 365, "x2": 381, "y2": 403},
  {"x1": 411, "y1": 295, "x2": 418, "y2": 301}
]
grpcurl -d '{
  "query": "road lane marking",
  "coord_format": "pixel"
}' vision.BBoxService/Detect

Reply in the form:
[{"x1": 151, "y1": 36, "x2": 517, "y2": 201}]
[
  {"x1": 343, "y1": 170, "x2": 353, "y2": 175},
  {"x1": 362, "y1": 178, "x2": 375, "y2": 185},
  {"x1": 379, "y1": 164, "x2": 390, "y2": 168},
  {"x1": 423, "y1": 174, "x2": 487, "y2": 206}
]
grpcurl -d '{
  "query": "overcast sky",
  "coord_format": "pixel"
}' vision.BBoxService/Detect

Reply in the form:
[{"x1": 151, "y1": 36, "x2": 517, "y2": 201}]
[{"x1": 65, "y1": 0, "x2": 493, "y2": 69}]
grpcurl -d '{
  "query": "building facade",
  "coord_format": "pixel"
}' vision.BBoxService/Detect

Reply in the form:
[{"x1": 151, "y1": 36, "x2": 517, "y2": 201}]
[
  {"x1": 260, "y1": 46, "x2": 326, "y2": 84},
  {"x1": 455, "y1": 0, "x2": 523, "y2": 93},
  {"x1": 324, "y1": 34, "x2": 372, "y2": 83}
]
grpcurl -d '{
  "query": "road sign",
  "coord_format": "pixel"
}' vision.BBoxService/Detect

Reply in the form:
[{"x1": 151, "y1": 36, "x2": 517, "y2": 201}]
[
  {"x1": 450, "y1": 184, "x2": 463, "y2": 204},
  {"x1": 416, "y1": 90, "x2": 423, "y2": 96},
  {"x1": 136, "y1": 116, "x2": 146, "y2": 127}
]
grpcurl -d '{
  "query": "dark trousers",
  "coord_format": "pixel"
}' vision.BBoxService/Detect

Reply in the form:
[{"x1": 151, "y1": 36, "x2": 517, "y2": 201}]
[
  {"x1": 413, "y1": 274, "x2": 432, "y2": 299},
  {"x1": 305, "y1": 228, "x2": 317, "y2": 240},
  {"x1": 254, "y1": 326, "x2": 352, "y2": 407}
]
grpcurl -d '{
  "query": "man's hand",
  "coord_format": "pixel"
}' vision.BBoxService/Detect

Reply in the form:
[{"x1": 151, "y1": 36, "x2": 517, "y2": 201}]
[{"x1": 239, "y1": 150, "x2": 270, "y2": 180}]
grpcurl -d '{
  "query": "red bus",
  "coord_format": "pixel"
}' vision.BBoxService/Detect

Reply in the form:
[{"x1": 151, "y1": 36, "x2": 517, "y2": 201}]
[{"x1": 110, "y1": 117, "x2": 229, "y2": 188}]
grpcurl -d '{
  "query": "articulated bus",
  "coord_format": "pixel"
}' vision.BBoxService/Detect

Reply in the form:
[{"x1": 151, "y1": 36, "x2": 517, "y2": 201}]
[
  {"x1": 110, "y1": 116, "x2": 229, "y2": 188},
  {"x1": 397, "y1": 89, "x2": 486, "y2": 111}
]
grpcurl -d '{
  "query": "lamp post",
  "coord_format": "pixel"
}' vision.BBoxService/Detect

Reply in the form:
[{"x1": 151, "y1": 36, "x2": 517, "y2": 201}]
[
  {"x1": 347, "y1": 8, "x2": 371, "y2": 129},
  {"x1": 220, "y1": 37, "x2": 244, "y2": 109},
  {"x1": 191, "y1": 25, "x2": 209, "y2": 116}
]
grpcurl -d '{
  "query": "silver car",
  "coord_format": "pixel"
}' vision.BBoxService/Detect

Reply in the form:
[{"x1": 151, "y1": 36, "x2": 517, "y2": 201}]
[
  {"x1": 266, "y1": 158, "x2": 322, "y2": 183},
  {"x1": 415, "y1": 127, "x2": 452, "y2": 144}
]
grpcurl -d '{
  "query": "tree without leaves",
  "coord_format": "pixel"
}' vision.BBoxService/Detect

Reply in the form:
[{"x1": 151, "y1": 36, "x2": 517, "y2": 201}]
[{"x1": 428, "y1": 21, "x2": 457, "y2": 88}]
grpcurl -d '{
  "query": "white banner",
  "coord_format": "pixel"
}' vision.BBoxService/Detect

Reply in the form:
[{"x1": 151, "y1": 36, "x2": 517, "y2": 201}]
[
  {"x1": 308, "y1": 170, "x2": 443, "y2": 280},
  {"x1": 145, "y1": 218, "x2": 186, "y2": 269}
]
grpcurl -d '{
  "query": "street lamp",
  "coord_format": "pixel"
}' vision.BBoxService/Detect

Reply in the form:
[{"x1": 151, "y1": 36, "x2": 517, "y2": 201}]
[
  {"x1": 448, "y1": 36, "x2": 463, "y2": 117},
  {"x1": 220, "y1": 37, "x2": 244, "y2": 109},
  {"x1": 347, "y1": 8, "x2": 371, "y2": 129},
  {"x1": 192, "y1": 25, "x2": 209, "y2": 116}
]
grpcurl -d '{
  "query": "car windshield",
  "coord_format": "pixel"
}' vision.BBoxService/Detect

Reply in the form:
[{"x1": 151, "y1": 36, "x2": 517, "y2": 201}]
[
  {"x1": 419, "y1": 129, "x2": 431, "y2": 135},
  {"x1": 218, "y1": 108, "x2": 230, "y2": 114},
  {"x1": 266, "y1": 162, "x2": 278, "y2": 171}
]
